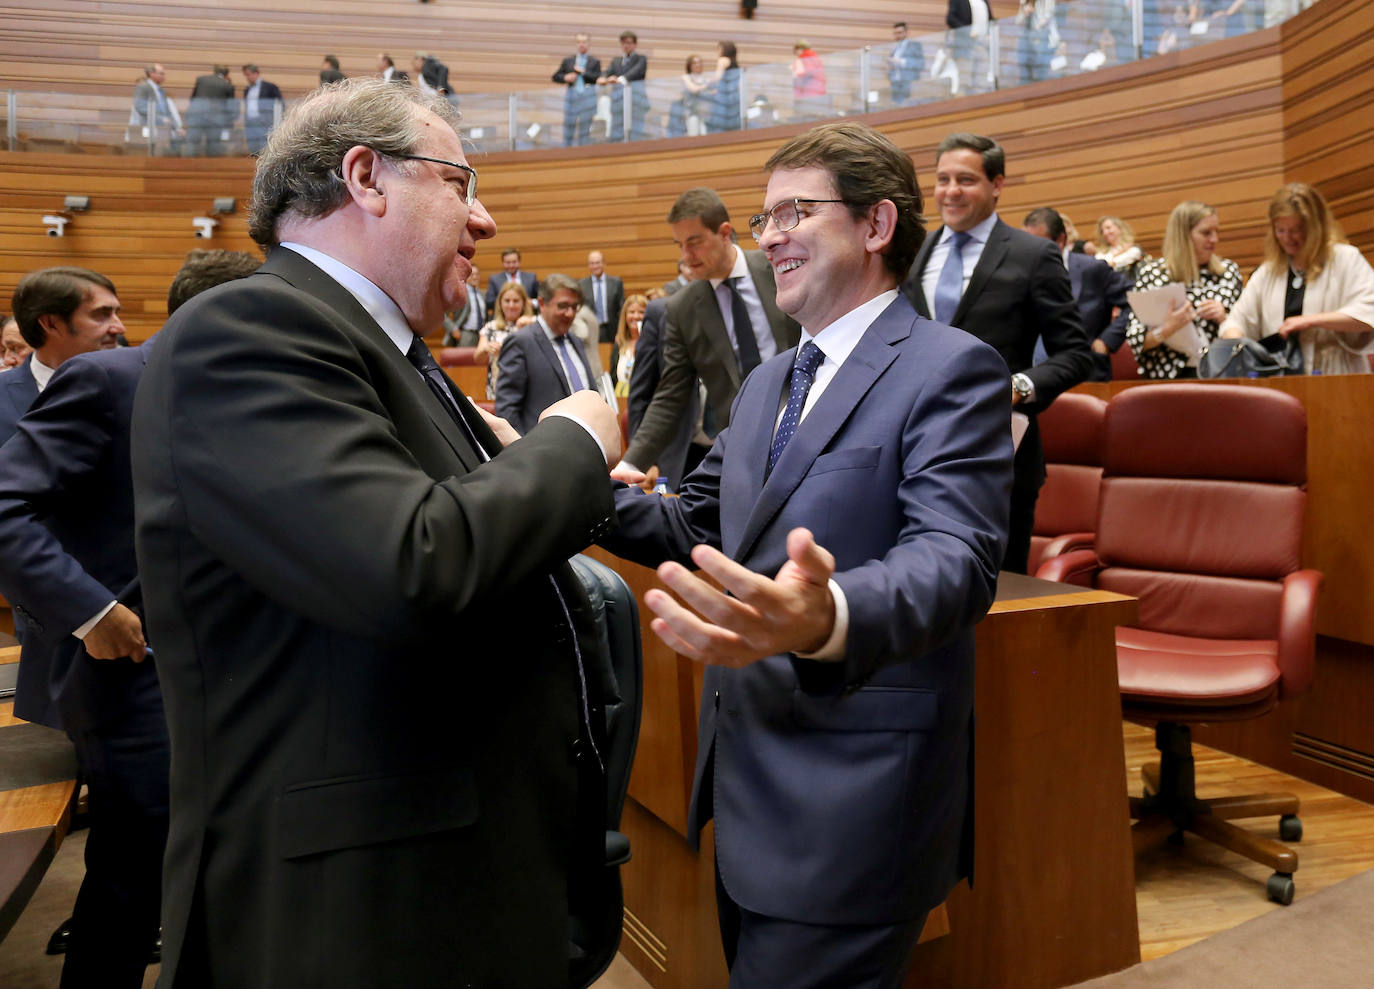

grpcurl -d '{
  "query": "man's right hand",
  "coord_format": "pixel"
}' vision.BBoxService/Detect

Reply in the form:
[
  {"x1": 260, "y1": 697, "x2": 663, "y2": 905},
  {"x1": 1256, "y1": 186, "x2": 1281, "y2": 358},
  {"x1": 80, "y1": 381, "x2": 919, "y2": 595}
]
[
  {"x1": 542, "y1": 391, "x2": 622, "y2": 467},
  {"x1": 83, "y1": 602, "x2": 147, "y2": 662}
]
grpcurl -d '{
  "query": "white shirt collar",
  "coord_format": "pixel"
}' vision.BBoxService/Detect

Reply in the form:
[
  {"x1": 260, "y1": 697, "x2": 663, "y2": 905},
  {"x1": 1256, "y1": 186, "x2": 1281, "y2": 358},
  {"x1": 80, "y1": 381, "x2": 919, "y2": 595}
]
[
  {"x1": 800, "y1": 290, "x2": 899, "y2": 369},
  {"x1": 279, "y1": 242, "x2": 416, "y2": 355},
  {"x1": 942, "y1": 210, "x2": 999, "y2": 247},
  {"x1": 709, "y1": 245, "x2": 747, "y2": 290},
  {"x1": 30, "y1": 354, "x2": 57, "y2": 391}
]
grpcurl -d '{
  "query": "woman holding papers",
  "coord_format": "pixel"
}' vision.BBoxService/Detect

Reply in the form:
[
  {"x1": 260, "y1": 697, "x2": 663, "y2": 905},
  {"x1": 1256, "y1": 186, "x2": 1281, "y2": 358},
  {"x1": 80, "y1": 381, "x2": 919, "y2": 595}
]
[
  {"x1": 1125, "y1": 200, "x2": 1243, "y2": 378},
  {"x1": 1218, "y1": 183, "x2": 1374, "y2": 375}
]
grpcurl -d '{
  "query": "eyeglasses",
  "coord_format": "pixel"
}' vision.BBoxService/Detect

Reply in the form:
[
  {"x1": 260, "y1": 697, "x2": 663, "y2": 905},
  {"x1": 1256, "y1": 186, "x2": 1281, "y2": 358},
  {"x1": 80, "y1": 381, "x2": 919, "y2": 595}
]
[
  {"x1": 749, "y1": 198, "x2": 846, "y2": 242},
  {"x1": 392, "y1": 154, "x2": 479, "y2": 206}
]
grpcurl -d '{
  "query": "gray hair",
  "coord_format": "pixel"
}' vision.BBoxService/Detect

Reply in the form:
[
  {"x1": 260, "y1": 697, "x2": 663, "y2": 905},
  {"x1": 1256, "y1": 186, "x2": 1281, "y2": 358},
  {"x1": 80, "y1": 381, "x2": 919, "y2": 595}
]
[{"x1": 248, "y1": 78, "x2": 460, "y2": 247}]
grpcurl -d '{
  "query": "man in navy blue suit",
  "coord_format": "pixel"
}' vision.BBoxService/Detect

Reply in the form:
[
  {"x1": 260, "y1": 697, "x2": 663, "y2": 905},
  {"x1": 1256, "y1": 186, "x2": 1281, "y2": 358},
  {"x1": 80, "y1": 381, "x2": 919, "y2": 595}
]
[
  {"x1": 1023, "y1": 206, "x2": 1132, "y2": 381},
  {"x1": 1, "y1": 267, "x2": 125, "y2": 448},
  {"x1": 241, "y1": 64, "x2": 284, "y2": 155},
  {"x1": 484, "y1": 247, "x2": 540, "y2": 319},
  {"x1": 0, "y1": 253, "x2": 258, "y2": 987},
  {"x1": 604, "y1": 121, "x2": 1013, "y2": 987},
  {"x1": 495, "y1": 273, "x2": 598, "y2": 435}
]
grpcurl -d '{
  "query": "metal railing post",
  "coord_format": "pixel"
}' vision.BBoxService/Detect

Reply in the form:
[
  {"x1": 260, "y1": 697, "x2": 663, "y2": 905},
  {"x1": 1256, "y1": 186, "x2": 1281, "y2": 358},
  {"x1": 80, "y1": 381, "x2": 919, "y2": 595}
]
[
  {"x1": 6, "y1": 91, "x2": 17, "y2": 151},
  {"x1": 508, "y1": 94, "x2": 518, "y2": 152}
]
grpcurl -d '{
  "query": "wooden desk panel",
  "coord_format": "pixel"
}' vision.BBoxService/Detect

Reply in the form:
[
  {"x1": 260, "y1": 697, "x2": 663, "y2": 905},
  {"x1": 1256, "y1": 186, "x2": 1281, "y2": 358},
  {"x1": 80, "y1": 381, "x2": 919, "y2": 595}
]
[{"x1": 596, "y1": 551, "x2": 1141, "y2": 989}]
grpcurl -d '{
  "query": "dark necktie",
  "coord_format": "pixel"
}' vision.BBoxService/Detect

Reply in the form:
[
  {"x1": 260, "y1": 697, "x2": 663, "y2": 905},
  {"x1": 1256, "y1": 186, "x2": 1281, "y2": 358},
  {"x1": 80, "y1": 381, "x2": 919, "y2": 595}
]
[
  {"x1": 934, "y1": 230, "x2": 971, "y2": 324},
  {"x1": 553, "y1": 334, "x2": 587, "y2": 392},
  {"x1": 405, "y1": 335, "x2": 488, "y2": 460},
  {"x1": 768, "y1": 341, "x2": 825, "y2": 473},
  {"x1": 725, "y1": 278, "x2": 763, "y2": 377}
]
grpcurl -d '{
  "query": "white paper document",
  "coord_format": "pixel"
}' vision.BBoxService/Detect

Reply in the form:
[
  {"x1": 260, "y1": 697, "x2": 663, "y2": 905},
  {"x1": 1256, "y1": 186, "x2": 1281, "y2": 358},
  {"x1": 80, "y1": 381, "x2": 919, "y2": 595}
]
[{"x1": 1126, "y1": 282, "x2": 1204, "y2": 358}]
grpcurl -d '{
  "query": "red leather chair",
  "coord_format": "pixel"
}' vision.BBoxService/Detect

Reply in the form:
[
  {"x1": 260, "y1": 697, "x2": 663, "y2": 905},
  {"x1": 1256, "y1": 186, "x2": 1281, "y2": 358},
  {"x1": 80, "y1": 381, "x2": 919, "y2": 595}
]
[
  {"x1": 1038, "y1": 384, "x2": 1321, "y2": 904},
  {"x1": 1029, "y1": 392, "x2": 1107, "y2": 574},
  {"x1": 438, "y1": 346, "x2": 485, "y2": 367},
  {"x1": 1109, "y1": 342, "x2": 1140, "y2": 380}
]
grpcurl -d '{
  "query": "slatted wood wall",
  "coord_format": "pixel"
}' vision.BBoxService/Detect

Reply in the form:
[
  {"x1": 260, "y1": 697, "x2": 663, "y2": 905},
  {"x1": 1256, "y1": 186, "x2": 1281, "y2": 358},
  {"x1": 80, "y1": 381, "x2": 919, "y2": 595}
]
[{"x1": 0, "y1": 0, "x2": 1368, "y2": 344}]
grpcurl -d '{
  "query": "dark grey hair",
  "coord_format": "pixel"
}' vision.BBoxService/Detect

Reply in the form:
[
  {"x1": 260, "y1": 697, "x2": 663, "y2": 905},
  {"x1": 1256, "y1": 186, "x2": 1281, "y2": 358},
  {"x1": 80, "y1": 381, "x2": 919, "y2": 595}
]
[{"x1": 248, "y1": 78, "x2": 460, "y2": 247}]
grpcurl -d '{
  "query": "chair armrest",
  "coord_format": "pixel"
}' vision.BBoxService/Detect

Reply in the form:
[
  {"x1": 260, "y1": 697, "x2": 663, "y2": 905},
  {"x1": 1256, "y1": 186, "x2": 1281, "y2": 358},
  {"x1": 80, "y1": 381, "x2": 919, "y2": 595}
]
[
  {"x1": 1038, "y1": 532, "x2": 1096, "y2": 565},
  {"x1": 1035, "y1": 548, "x2": 1101, "y2": 587},
  {"x1": 1277, "y1": 569, "x2": 1323, "y2": 699},
  {"x1": 439, "y1": 346, "x2": 487, "y2": 367}
]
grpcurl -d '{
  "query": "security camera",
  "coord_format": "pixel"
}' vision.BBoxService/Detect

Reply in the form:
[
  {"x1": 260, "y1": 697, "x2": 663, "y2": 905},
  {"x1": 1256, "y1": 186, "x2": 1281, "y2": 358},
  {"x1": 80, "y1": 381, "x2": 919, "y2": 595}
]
[
  {"x1": 42, "y1": 215, "x2": 68, "y2": 237},
  {"x1": 192, "y1": 217, "x2": 218, "y2": 239}
]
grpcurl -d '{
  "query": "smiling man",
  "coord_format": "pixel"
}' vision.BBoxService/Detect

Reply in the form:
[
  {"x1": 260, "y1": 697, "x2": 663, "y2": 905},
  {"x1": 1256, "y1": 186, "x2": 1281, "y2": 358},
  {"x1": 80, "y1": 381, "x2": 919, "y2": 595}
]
[
  {"x1": 131, "y1": 79, "x2": 621, "y2": 988},
  {"x1": 603, "y1": 121, "x2": 1013, "y2": 987},
  {"x1": 617, "y1": 186, "x2": 799, "y2": 481}
]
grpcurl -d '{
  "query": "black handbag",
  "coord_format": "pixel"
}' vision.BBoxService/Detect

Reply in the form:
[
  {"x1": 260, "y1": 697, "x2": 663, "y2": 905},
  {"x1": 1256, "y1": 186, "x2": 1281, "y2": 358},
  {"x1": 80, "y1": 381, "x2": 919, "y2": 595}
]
[{"x1": 1199, "y1": 333, "x2": 1303, "y2": 378}]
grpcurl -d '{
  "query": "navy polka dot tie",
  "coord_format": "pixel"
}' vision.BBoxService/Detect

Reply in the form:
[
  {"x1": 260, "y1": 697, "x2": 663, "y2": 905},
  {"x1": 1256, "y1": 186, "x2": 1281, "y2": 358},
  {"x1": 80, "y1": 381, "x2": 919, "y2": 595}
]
[{"x1": 768, "y1": 341, "x2": 824, "y2": 474}]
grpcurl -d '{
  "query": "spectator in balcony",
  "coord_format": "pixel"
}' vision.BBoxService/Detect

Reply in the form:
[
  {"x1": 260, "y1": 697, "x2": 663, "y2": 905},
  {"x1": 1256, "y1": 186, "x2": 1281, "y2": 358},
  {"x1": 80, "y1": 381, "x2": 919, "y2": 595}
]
[
  {"x1": 130, "y1": 64, "x2": 183, "y2": 155},
  {"x1": 1016, "y1": 0, "x2": 1057, "y2": 84},
  {"x1": 1219, "y1": 182, "x2": 1374, "y2": 374},
  {"x1": 669, "y1": 54, "x2": 711, "y2": 137},
  {"x1": 412, "y1": 52, "x2": 453, "y2": 100},
  {"x1": 888, "y1": 21, "x2": 926, "y2": 106},
  {"x1": 553, "y1": 33, "x2": 601, "y2": 147},
  {"x1": 376, "y1": 54, "x2": 408, "y2": 84},
  {"x1": 790, "y1": 40, "x2": 828, "y2": 120},
  {"x1": 599, "y1": 30, "x2": 649, "y2": 141},
  {"x1": 319, "y1": 54, "x2": 345, "y2": 84},
  {"x1": 707, "y1": 41, "x2": 742, "y2": 133},
  {"x1": 187, "y1": 65, "x2": 235, "y2": 157},
  {"x1": 241, "y1": 64, "x2": 283, "y2": 155}
]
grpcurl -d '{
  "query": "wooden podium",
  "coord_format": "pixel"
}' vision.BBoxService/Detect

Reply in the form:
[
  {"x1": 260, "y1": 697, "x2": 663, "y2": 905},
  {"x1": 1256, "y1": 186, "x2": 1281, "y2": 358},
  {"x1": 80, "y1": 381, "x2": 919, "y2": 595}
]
[{"x1": 587, "y1": 551, "x2": 1142, "y2": 988}]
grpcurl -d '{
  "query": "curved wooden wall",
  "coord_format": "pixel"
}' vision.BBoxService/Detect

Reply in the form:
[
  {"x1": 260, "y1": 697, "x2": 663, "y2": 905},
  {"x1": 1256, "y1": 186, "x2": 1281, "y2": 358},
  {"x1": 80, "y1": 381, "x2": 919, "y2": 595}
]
[{"x1": 1, "y1": 0, "x2": 1369, "y2": 345}]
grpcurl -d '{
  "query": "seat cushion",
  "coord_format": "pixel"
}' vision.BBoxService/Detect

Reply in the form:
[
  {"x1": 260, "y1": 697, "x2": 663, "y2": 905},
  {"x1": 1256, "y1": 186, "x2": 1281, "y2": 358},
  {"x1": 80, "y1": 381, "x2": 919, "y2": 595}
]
[{"x1": 1116, "y1": 626, "x2": 1281, "y2": 709}]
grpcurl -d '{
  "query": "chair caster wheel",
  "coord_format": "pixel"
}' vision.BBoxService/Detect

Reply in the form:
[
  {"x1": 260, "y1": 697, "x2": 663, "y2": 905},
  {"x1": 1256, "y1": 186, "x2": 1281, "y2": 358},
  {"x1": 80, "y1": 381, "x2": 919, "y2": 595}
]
[
  {"x1": 1267, "y1": 872, "x2": 1295, "y2": 905},
  {"x1": 1279, "y1": 814, "x2": 1302, "y2": 841}
]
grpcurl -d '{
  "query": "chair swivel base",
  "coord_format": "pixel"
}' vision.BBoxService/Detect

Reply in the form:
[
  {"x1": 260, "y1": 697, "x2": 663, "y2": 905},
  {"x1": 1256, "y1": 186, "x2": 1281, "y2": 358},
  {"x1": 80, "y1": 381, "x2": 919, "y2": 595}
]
[{"x1": 1128, "y1": 722, "x2": 1302, "y2": 905}]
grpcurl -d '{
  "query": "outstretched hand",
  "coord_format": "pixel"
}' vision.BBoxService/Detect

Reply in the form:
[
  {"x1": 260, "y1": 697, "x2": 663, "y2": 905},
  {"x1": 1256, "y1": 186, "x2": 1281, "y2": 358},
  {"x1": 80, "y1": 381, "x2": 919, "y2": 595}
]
[{"x1": 645, "y1": 527, "x2": 838, "y2": 667}]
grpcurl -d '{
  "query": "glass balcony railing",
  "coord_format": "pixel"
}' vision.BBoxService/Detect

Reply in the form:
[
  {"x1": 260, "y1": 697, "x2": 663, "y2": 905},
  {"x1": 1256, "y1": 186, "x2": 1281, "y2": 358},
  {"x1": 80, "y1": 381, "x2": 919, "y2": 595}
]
[{"x1": 0, "y1": 0, "x2": 1310, "y2": 157}]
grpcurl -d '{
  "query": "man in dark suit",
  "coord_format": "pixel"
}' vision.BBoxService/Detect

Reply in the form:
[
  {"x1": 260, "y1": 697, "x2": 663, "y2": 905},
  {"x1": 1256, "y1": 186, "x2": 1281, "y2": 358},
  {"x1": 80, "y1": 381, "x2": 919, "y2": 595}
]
[
  {"x1": 241, "y1": 64, "x2": 283, "y2": 154},
  {"x1": 663, "y1": 258, "x2": 692, "y2": 296},
  {"x1": 376, "y1": 53, "x2": 408, "y2": 84},
  {"x1": 605, "y1": 121, "x2": 1012, "y2": 986},
  {"x1": 485, "y1": 248, "x2": 540, "y2": 319},
  {"x1": 443, "y1": 264, "x2": 485, "y2": 346},
  {"x1": 131, "y1": 79, "x2": 621, "y2": 987},
  {"x1": 186, "y1": 65, "x2": 234, "y2": 156},
  {"x1": 553, "y1": 33, "x2": 601, "y2": 146},
  {"x1": 599, "y1": 30, "x2": 649, "y2": 141},
  {"x1": 901, "y1": 133, "x2": 1092, "y2": 573},
  {"x1": 319, "y1": 53, "x2": 345, "y2": 84},
  {"x1": 625, "y1": 296, "x2": 698, "y2": 491},
  {"x1": 888, "y1": 21, "x2": 925, "y2": 105},
  {"x1": 1, "y1": 267, "x2": 125, "y2": 447},
  {"x1": 617, "y1": 187, "x2": 800, "y2": 480},
  {"x1": 580, "y1": 250, "x2": 625, "y2": 343},
  {"x1": 1024, "y1": 206, "x2": 1132, "y2": 382},
  {"x1": 495, "y1": 273, "x2": 598, "y2": 435}
]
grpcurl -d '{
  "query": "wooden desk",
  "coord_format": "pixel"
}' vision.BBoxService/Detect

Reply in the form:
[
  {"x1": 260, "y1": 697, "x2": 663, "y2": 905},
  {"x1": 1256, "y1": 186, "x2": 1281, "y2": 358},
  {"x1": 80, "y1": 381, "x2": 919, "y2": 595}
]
[{"x1": 588, "y1": 550, "x2": 1141, "y2": 988}]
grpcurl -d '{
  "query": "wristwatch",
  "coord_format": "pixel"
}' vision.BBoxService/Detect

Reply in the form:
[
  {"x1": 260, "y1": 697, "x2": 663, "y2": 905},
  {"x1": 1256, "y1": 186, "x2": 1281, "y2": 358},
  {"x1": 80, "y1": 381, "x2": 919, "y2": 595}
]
[{"x1": 1011, "y1": 373, "x2": 1034, "y2": 404}]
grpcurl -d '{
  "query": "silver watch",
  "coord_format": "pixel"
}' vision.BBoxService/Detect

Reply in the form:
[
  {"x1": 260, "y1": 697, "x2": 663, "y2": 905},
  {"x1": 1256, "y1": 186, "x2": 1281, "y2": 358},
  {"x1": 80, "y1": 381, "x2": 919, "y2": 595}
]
[{"x1": 1011, "y1": 373, "x2": 1034, "y2": 404}]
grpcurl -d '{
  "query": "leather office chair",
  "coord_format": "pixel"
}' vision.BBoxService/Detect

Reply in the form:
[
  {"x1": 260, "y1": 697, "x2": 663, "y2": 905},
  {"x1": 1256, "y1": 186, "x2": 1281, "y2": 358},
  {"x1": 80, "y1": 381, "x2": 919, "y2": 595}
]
[
  {"x1": 1038, "y1": 384, "x2": 1321, "y2": 904},
  {"x1": 1110, "y1": 341, "x2": 1140, "y2": 380},
  {"x1": 1029, "y1": 392, "x2": 1107, "y2": 574},
  {"x1": 438, "y1": 346, "x2": 484, "y2": 367},
  {"x1": 567, "y1": 554, "x2": 643, "y2": 987}
]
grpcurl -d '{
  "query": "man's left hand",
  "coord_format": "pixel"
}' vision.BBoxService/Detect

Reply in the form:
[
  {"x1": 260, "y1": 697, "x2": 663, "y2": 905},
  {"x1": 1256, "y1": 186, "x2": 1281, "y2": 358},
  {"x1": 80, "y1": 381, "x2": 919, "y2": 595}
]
[
  {"x1": 645, "y1": 527, "x2": 837, "y2": 667},
  {"x1": 472, "y1": 402, "x2": 519, "y2": 446}
]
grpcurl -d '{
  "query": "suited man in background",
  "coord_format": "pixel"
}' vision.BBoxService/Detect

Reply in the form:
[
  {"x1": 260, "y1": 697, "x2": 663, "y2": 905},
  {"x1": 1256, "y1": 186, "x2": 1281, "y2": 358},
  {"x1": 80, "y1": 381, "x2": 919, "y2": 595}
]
[
  {"x1": 319, "y1": 54, "x2": 345, "y2": 84},
  {"x1": 443, "y1": 264, "x2": 485, "y2": 346},
  {"x1": 241, "y1": 64, "x2": 283, "y2": 154},
  {"x1": 130, "y1": 63, "x2": 183, "y2": 155},
  {"x1": 496, "y1": 274, "x2": 598, "y2": 435},
  {"x1": 131, "y1": 79, "x2": 621, "y2": 987},
  {"x1": 605, "y1": 121, "x2": 1012, "y2": 986},
  {"x1": 599, "y1": 30, "x2": 649, "y2": 141},
  {"x1": 625, "y1": 296, "x2": 699, "y2": 491},
  {"x1": 580, "y1": 251, "x2": 625, "y2": 343},
  {"x1": 485, "y1": 248, "x2": 540, "y2": 319},
  {"x1": 376, "y1": 53, "x2": 408, "y2": 84},
  {"x1": 618, "y1": 187, "x2": 799, "y2": 480},
  {"x1": 663, "y1": 258, "x2": 692, "y2": 296},
  {"x1": 1, "y1": 268, "x2": 125, "y2": 447},
  {"x1": 554, "y1": 33, "x2": 601, "y2": 146},
  {"x1": 888, "y1": 22, "x2": 925, "y2": 105},
  {"x1": 186, "y1": 65, "x2": 235, "y2": 156},
  {"x1": 1024, "y1": 206, "x2": 1131, "y2": 381},
  {"x1": 902, "y1": 133, "x2": 1092, "y2": 573}
]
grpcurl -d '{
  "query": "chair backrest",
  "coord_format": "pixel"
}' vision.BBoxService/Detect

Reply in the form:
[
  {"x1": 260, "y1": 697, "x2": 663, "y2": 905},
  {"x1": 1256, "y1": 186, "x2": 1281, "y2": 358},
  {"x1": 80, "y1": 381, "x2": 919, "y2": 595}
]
[
  {"x1": 1030, "y1": 392, "x2": 1107, "y2": 572},
  {"x1": 1095, "y1": 384, "x2": 1306, "y2": 640},
  {"x1": 438, "y1": 346, "x2": 481, "y2": 367},
  {"x1": 1110, "y1": 340, "x2": 1140, "y2": 380}
]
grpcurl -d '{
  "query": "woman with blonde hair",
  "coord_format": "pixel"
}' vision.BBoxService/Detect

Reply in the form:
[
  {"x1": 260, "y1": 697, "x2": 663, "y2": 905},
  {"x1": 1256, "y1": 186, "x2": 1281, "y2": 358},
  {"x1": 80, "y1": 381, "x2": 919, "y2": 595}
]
[
  {"x1": 1219, "y1": 182, "x2": 1374, "y2": 374},
  {"x1": 475, "y1": 280, "x2": 535, "y2": 399},
  {"x1": 609, "y1": 293, "x2": 648, "y2": 396},
  {"x1": 1096, "y1": 215, "x2": 1143, "y2": 271},
  {"x1": 1125, "y1": 201, "x2": 1243, "y2": 378}
]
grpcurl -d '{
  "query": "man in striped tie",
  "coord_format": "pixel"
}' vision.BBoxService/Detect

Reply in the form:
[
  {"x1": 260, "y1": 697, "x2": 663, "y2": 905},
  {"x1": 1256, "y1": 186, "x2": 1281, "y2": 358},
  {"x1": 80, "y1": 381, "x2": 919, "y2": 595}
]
[{"x1": 604, "y1": 121, "x2": 1013, "y2": 988}]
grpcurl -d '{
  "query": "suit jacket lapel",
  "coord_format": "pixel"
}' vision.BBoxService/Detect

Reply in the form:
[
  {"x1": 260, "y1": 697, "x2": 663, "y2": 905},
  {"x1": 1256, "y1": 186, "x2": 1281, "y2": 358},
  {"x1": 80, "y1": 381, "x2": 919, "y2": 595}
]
[
  {"x1": 685, "y1": 280, "x2": 740, "y2": 391},
  {"x1": 260, "y1": 248, "x2": 482, "y2": 472},
  {"x1": 733, "y1": 301, "x2": 907, "y2": 561},
  {"x1": 534, "y1": 327, "x2": 574, "y2": 397},
  {"x1": 953, "y1": 219, "x2": 1010, "y2": 326},
  {"x1": 745, "y1": 249, "x2": 795, "y2": 350}
]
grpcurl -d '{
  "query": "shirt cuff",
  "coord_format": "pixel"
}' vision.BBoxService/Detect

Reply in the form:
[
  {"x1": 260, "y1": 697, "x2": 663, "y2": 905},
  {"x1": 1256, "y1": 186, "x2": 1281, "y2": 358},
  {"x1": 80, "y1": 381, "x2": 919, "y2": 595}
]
[
  {"x1": 73, "y1": 600, "x2": 118, "y2": 640},
  {"x1": 543, "y1": 411, "x2": 608, "y2": 463},
  {"x1": 794, "y1": 579, "x2": 848, "y2": 661}
]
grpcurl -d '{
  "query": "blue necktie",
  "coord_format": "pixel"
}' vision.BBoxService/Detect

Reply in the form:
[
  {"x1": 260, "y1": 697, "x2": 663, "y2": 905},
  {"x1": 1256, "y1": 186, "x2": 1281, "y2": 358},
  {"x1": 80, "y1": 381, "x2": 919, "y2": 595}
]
[
  {"x1": 934, "y1": 230, "x2": 971, "y2": 324},
  {"x1": 554, "y1": 334, "x2": 586, "y2": 392},
  {"x1": 594, "y1": 279, "x2": 606, "y2": 323},
  {"x1": 768, "y1": 341, "x2": 825, "y2": 474}
]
